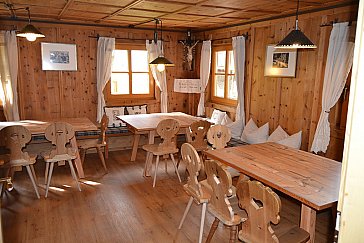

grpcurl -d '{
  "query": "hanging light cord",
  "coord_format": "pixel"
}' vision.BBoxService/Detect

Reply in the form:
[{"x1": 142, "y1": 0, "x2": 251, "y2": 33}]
[
  {"x1": 26, "y1": 7, "x2": 31, "y2": 24},
  {"x1": 295, "y1": 0, "x2": 300, "y2": 30}
]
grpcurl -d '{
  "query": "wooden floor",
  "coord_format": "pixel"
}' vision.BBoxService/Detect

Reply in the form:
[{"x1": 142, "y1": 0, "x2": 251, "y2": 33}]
[{"x1": 1, "y1": 149, "x2": 335, "y2": 242}]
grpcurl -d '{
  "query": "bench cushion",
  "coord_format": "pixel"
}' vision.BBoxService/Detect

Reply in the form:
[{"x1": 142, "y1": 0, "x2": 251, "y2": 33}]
[{"x1": 104, "y1": 106, "x2": 126, "y2": 128}]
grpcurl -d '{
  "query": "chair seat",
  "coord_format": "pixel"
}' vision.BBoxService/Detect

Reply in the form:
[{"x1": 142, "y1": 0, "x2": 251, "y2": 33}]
[
  {"x1": 41, "y1": 148, "x2": 77, "y2": 162},
  {"x1": 271, "y1": 219, "x2": 310, "y2": 243},
  {"x1": 142, "y1": 144, "x2": 178, "y2": 156},
  {"x1": 0, "y1": 153, "x2": 37, "y2": 166},
  {"x1": 183, "y1": 179, "x2": 212, "y2": 204},
  {"x1": 77, "y1": 139, "x2": 105, "y2": 149}
]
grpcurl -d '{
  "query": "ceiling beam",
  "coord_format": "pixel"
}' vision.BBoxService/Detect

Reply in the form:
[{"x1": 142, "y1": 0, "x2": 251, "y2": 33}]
[
  {"x1": 98, "y1": 0, "x2": 145, "y2": 22},
  {"x1": 58, "y1": 0, "x2": 74, "y2": 19}
]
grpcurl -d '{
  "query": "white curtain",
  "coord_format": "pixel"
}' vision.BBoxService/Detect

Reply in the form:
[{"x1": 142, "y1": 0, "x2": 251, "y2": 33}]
[
  {"x1": 232, "y1": 36, "x2": 246, "y2": 124},
  {"x1": 146, "y1": 40, "x2": 168, "y2": 113},
  {"x1": 0, "y1": 30, "x2": 20, "y2": 121},
  {"x1": 311, "y1": 22, "x2": 354, "y2": 153},
  {"x1": 197, "y1": 40, "x2": 211, "y2": 116},
  {"x1": 96, "y1": 37, "x2": 115, "y2": 122}
]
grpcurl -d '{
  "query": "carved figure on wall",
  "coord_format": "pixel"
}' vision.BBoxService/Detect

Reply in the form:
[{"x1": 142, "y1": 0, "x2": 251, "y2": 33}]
[{"x1": 179, "y1": 30, "x2": 199, "y2": 71}]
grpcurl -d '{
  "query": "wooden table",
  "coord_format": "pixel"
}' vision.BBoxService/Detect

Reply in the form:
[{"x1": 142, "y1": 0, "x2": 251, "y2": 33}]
[
  {"x1": 203, "y1": 142, "x2": 341, "y2": 242},
  {"x1": 117, "y1": 112, "x2": 202, "y2": 176},
  {"x1": 0, "y1": 118, "x2": 98, "y2": 179}
]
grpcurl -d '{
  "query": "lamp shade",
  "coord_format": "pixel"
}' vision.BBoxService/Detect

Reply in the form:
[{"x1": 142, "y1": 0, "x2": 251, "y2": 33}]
[
  {"x1": 276, "y1": 29, "x2": 316, "y2": 49},
  {"x1": 149, "y1": 56, "x2": 174, "y2": 66},
  {"x1": 16, "y1": 24, "x2": 45, "y2": 41}
]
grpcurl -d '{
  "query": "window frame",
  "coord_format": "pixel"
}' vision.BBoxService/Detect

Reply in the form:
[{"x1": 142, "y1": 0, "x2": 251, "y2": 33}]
[
  {"x1": 105, "y1": 44, "x2": 155, "y2": 103},
  {"x1": 210, "y1": 45, "x2": 237, "y2": 106}
]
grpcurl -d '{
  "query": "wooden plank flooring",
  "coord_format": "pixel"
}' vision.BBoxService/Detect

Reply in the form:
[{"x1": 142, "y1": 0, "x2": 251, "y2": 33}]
[{"x1": 1, "y1": 149, "x2": 334, "y2": 242}]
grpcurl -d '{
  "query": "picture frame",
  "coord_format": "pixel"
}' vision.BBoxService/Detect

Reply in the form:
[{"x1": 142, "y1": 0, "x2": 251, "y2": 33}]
[
  {"x1": 264, "y1": 44, "x2": 297, "y2": 77},
  {"x1": 41, "y1": 43, "x2": 77, "y2": 71}
]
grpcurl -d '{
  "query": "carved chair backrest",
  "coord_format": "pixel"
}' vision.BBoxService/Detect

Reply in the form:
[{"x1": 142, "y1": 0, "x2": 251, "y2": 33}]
[
  {"x1": 205, "y1": 159, "x2": 234, "y2": 222},
  {"x1": 100, "y1": 114, "x2": 109, "y2": 144},
  {"x1": 156, "y1": 119, "x2": 180, "y2": 149},
  {"x1": 207, "y1": 125, "x2": 231, "y2": 149},
  {"x1": 186, "y1": 120, "x2": 211, "y2": 150},
  {"x1": 236, "y1": 180, "x2": 281, "y2": 243},
  {"x1": 181, "y1": 143, "x2": 203, "y2": 197},
  {"x1": 0, "y1": 125, "x2": 31, "y2": 161},
  {"x1": 44, "y1": 122, "x2": 75, "y2": 159}
]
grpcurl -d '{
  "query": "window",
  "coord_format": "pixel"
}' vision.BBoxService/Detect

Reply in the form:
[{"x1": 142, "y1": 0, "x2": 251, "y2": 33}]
[
  {"x1": 106, "y1": 44, "x2": 154, "y2": 101},
  {"x1": 211, "y1": 46, "x2": 237, "y2": 105}
]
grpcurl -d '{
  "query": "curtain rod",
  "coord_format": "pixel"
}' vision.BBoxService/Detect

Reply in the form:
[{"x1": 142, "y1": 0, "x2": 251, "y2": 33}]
[
  {"x1": 208, "y1": 32, "x2": 249, "y2": 42},
  {"x1": 320, "y1": 20, "x2": 356, "y2": 27},
  {"x1": 88, "y1": 35, "x2": 170, "y2": 42}
]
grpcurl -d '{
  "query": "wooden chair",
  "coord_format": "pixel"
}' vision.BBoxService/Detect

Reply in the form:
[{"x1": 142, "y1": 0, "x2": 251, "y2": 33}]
[
  {"x1": 42, "y1": 122, "x2": 81, "y2": 198},
  {"x1": 236, "y1": 180, "x2": 310, "y2": 243},
  {"x1": 77, "y1": 114, "x2": 108, "y2": 173},
  {"x1": 178, "y1": 143, "x2": 212, "y2": 243},
  {"x1": 0, "y1": 125, "x2": 40, "y2": 198},
  {"x1": 142, "y1": 119, "x2": 182, "y2": 187},
  {"x1": 204, "y1": 159, "x2": 247, "y2": 243},
  {"x1": 207, "y1": 124, "x2": 231, "y2": 149},
  {"x1": 206, "y1": 125, "x2": 241, "y2": 178},
  {"x1": 177, "y1": 120, "x2": 211, "y2": 168}
]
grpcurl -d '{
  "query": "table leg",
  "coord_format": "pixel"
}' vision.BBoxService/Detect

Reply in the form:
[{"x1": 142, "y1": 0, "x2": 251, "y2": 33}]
[
  {"x1": 130, "y1": 134, "x2": 141, "y2": 162},
  {"x1": 70, "y1": 137, "x2": 85, "y2": 179},
  {"x1": 300, "y1": 204, "x2": 317, "y2": 243},
  {"x1": 143, "y1": 130, "x2": 155, "y2": 177}
]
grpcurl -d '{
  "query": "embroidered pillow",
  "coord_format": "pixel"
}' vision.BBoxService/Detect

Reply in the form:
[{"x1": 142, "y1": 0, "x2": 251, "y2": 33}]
[
  {"x1": 241, "y1": 119, "x2": 269, "y2": 144},
  {"x1": 277, "y1": 131, "x2": 302, "y2": 149},
  {"x1": 104, "y1": 106, "x2": 126, "y2": 127},
  {"x1": 126, "y1": 105, "x2": 147, "y2": 115},
  {"x1": 210, "y1": 109, "x2": 227, "y2": 124},
  {"x1": 221, "y1": 114, "x2": 233, "y2": 125},
  {"x1": 267, "y1": 125, "x2": 289, "y2": 142}
]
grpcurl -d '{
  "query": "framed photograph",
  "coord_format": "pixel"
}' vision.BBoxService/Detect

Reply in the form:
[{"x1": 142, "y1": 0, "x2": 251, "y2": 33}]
[
  {"x1": 41, "y1": 43, "x2": 77, "y2": 71},
  {"x1": 264, "y1": 44, "x2": 297, "y2": 77}
]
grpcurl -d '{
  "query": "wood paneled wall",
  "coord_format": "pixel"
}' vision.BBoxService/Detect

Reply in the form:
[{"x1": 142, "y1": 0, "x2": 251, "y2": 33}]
[
  {"x1": 1, "y1": 21, "x2": 192, "y2": 123},
  {"x1": 196, "y1": 5, "x2": 358, "y2": 161}
]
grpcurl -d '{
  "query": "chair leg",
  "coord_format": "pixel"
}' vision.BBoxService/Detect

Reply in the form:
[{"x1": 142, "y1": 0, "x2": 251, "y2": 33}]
[
  {"x1": 229, "y1": 225, "x2": 238, "y2": 243},
  {"x1": 96, "y1": 146, "x2": 108, "y2": 173},
  {"x1": 199, "y1": 202, "x2": 207, "y2": 243},
  {"x1": 45, "y1": 162, "x2": 55, "y2": 198},
  {"x1": 80, "y1": 148, "x2": 86, "y2": 165},
  {"x1": 25, "y1": 165, "x2": 40, "y2": 199},
  {"x1": 170, "y1": 154, "x2": 181, "y2": 183},
  {"x1": 206, "y1": 218, "x2": 220, "y2": 243},
  {"x1": 105, "y1": 142, "x2": 109, "y2": 160},
  {"x1": 30, "y1": 165, "x2": 38, "y2": 183},
  {"x1": 178, "y1": 196, "x2": 194, "y2": 229},
  {"x1": 45, "y1": 162, "x2": 49, "y2": 184},
  {"x1": 152, "y1": 155, "x2": 159, "y2": 188},
  {"x1": 68, "y1": 160, "x2": 81, "y2": 192}
]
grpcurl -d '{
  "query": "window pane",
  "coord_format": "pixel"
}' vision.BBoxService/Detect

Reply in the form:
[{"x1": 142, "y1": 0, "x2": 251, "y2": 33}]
[
  {"x1": 214, "y1": 75, "x2": 225, "y2": 98},
  {"x1": 112, "y1": 50, "x2": 128, "y2": 72},
  {"x1": 132, "y1": 73, "x2": 150, "y2": 94},
  {"x1": 111, "y1": 73, "x2": 129, "y2": 94},
  {"x1": 228, "y1": 51, "x2": 235, "y2": 74},
  {"x1": 131, "y1": 50, "x2": 148, "y2": 72},
  {"x1": 227, "y1": 75, "x2": 237, "y2": 100},
  {"x1": 215, "y1": 51, "x2": 226, "y2": 73}
]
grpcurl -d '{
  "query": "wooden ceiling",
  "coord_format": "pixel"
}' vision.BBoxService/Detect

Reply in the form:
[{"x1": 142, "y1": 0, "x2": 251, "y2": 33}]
[{"x1": 0, "y1": 0, "x2": 357, "y2": 31}]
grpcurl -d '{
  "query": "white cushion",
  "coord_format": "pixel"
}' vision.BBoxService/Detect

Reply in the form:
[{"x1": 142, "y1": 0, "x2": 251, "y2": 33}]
[
  {"x1": 277, "y1": 131, "x2": 302, "y2": 149},
  {"x1": 241, "y1": 119, "x2": 269, "y2": 144},
  {"x1": 104, "y1": 107, "x2": 125, "y2": 127},
  {"x1": 126, "y1": 105, "x2": 147, "y2": 115},
  {"x1": 210, "y1": 109, "x2": 226, "y2": 124},
  {"x1": 267, "y1": 125, "x2": 288, "y2": 142},
  {"x1": 226, "y1": 119, "x2": 245, "y2": 139},
  {"x1": 221, "y1": 114, "x2": 233, "y2": 125}
]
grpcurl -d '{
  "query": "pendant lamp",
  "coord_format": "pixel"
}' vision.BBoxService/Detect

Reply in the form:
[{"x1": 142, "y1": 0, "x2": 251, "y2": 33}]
[
  {"x1": 276, "y1": 0, "x2": 316, "y2": 49},
  {"x1": 149, "y1": 19, "x2": 174, "y2": 72},
  {"x1": 16, "y1": 7, "x2": 45, "y2": 42}
]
